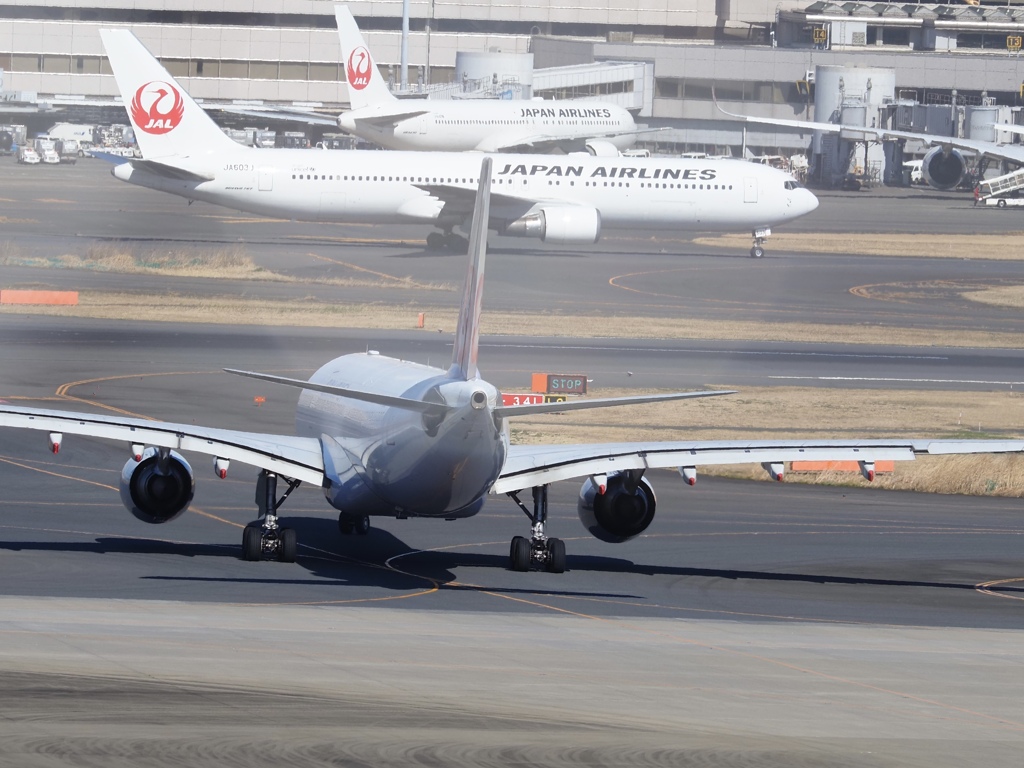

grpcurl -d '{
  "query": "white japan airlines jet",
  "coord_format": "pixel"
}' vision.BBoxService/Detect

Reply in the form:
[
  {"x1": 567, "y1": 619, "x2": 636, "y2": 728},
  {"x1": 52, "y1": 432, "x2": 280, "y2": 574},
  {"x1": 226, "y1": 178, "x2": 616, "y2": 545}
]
[
  {"x1": 717, "y1": 97, "x2": 1024, "y2": 192},
  {"x1": 4, "y1": 155, "x2": 1024, "y2": 569},
  {"x1": 333, "y1": 5, "x2": 641, "y2": 155},
  {"x1": 99, "y1": 29, "x2": 817, "y2": 257}
]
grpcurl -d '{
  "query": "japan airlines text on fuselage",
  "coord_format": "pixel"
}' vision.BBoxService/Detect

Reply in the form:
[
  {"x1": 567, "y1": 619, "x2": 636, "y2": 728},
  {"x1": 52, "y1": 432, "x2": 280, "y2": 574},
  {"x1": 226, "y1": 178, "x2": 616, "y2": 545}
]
[
  {"x1": 338, "y1": 103, "x2": 638, "y2": 153},
  {"x1": 113, "y1": 150, "x2": 818, "y2": 236}
]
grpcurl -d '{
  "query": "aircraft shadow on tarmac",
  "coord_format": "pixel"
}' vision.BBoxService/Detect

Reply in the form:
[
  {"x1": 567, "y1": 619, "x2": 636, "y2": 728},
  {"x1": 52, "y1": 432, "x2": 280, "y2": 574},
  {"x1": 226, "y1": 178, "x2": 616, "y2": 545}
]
[{"x1": 3, "y1": 515, "x2": 1020, "y2": 596}]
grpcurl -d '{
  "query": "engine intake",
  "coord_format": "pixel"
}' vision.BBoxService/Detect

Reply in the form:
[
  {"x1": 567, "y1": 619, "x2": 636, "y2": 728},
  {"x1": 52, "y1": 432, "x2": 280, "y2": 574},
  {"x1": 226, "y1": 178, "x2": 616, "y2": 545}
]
[
  {"x1": 120, "y1": 447, "x2": 195, "y2": 524},
  {"x1": 585, "y1": 139, "x2": 619, "y2": 157},
  {"x1": 499, "y1": 205, "x2": 601, "y2": 245},
  {"x1": 577, "y1": 472, "x2": 657, "y2": 543},
  {"x1": 921, "y1": 146, "x2": 966, "y2": 191}
]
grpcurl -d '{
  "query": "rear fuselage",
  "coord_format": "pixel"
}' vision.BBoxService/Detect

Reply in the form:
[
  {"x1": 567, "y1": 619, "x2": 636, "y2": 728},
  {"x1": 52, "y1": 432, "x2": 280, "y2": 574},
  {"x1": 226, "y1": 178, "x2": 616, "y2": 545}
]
[{"x1": 295, "y1": 353, "x2": 508, "y2": 519}]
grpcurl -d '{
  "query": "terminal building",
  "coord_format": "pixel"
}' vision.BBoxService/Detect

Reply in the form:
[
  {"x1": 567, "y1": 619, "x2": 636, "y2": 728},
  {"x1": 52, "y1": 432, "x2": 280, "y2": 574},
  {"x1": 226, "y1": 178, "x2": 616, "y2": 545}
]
[{"x1": 3, "y1": 0, "x2": 1024, "y2": 181}]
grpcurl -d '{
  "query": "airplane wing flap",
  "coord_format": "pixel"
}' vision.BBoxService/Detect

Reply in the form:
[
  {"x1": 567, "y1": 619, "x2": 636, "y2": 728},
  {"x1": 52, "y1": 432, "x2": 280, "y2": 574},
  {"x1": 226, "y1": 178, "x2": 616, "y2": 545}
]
[
  {"x1": 492, "y1": 438, "x2": 1024, "y2": 494},
  {"x1": 0, "y1": 405, "x2": 325, "y2": 485}
]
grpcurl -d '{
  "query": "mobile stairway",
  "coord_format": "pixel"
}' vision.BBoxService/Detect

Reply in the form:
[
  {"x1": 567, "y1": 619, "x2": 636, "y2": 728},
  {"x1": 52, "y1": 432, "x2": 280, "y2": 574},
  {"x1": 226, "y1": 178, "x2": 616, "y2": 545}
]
[{"x1": 978, "y1": 168, "x2": 1024, "y2": 202}]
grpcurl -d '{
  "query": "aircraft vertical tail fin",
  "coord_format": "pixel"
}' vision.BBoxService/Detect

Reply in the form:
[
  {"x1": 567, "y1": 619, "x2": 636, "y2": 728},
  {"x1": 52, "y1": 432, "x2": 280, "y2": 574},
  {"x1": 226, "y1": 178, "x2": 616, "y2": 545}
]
[
  {"x1": 334, "y1": 5, "x2": 399, "y2": 109},
  {"x1": 99, "y1": 28, "x2": 237, "y2": 160},
  {"x1": 449, "y1": 157, "x2": 492, "y2": 382}
]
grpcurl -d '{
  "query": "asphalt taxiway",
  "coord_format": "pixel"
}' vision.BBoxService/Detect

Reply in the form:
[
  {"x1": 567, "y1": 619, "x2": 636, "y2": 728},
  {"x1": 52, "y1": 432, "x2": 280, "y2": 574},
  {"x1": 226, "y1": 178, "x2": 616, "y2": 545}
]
[
  {"x1": 4, "y1": 162, "x2": 1024, "y2": 337},
  {"x1": 2, "y1": 159, "x2": 1024, "y2": 766}
]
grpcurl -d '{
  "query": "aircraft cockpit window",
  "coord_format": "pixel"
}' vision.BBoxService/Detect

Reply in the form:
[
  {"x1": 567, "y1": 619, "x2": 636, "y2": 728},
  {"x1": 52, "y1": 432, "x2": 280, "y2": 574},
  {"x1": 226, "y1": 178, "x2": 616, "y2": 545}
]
[{"x1": 784, "y1": 180, "x2": 803, "y2": 190}]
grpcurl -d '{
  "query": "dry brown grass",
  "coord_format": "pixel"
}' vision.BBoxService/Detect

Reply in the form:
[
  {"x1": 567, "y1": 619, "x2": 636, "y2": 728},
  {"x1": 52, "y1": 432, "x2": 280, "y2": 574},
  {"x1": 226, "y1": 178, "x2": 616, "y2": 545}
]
[
  {"x1": 4, "y1": 291, "x2": 1024, "y2": 348},
  {"x1": 963, "y1": 285, "x2": 1024, "y2": 309},
  {"x1": 0, "y1": 244, "x2": 453, "y2": 291},
  {"x1": 694, "y1": 232, "x2": 1024, "y2": 259}
]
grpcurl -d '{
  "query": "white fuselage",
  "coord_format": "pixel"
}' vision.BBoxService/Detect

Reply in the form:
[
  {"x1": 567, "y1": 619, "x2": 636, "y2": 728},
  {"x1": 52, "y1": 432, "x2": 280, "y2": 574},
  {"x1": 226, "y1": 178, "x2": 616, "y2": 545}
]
[
  {"x1": 113, "y1": 146, "x2": 818, "y2": 238},
  {"x1": 339, "y1": 101, "x2": 636, "y2": 152},
  {"x1": 295, "y1": 353, "x2": 508, "y2": 519}
]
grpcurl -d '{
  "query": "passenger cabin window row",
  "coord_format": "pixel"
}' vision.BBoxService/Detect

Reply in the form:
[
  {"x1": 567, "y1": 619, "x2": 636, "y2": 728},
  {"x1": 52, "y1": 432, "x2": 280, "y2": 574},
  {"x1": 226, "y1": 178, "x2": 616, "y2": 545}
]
[{"x1": 288, "y1": 174, "x2": 736, "y2": 192}]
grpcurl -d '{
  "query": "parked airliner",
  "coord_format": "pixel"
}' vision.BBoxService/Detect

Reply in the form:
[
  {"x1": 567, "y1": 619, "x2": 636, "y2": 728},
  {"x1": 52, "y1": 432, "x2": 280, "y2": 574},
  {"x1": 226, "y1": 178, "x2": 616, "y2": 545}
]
[
  {"x1": 99, "y1": 29, "x2": 817, "y2": 257},
  {"x1": 333, "y1": 5, "x2": 641, "y2": 155},
  {"x1": 4, "y1": 155, "x2": 1023, "y2": 569},
  {"x1": 717, "y1": 97, "x2": 1024, "y2": 192}
]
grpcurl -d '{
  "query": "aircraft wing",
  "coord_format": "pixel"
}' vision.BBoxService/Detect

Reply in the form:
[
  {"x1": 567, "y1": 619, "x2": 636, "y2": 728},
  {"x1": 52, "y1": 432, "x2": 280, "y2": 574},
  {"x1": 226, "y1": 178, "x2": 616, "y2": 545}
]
[
  {"x1": 716, "y1": 102, "x2": 1024, "y2": 166},
  {"x1": 0, "y1": 405, "x2": 325, "y2": 485},
  {"x1": 413, "y1": 181, "x2": 557, "y2": 217},
  {"x1": 491, "y1": 438, "x2": 1024, "y2": 494},
  {"x1": 215, "y1": 105, "x2": 340, "y2": 127}
]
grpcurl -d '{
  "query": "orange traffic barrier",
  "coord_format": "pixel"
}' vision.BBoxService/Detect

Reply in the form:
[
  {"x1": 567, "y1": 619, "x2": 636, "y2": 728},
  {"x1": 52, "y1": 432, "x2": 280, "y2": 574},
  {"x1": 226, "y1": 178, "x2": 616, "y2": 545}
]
[
  {"x1": 0, "y1": 290, "x2": 79, "y2": 305},
  {"x1": 791, "y1": 460, "x2": 894, "y2": 473}
]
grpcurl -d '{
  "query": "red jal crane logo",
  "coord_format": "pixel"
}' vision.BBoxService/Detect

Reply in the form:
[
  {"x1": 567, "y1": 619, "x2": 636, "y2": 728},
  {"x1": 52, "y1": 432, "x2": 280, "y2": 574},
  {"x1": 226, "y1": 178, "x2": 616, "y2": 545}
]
[
  {"x1": 130, "y1": 81, "x2": 185, "y2": 134},
  {"x1": 347, "y1": 47, "x2": 372, "y2": 90}
]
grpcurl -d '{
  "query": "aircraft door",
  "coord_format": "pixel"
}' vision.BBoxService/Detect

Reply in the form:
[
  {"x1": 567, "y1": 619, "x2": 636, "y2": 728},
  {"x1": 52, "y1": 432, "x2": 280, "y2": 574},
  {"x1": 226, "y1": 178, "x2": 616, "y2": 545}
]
[
  {"x1": 743, "y1": 177, "x2": 757, "y2": 203},
  {"x1": 258, "y1": 168, "x2": 273, "y2": 191}
]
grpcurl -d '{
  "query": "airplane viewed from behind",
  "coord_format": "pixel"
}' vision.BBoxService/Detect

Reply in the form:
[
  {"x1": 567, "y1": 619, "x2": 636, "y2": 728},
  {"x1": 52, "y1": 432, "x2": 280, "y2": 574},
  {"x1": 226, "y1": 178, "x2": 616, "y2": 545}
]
[
  {"x1": 98, "y1": 29, "x2": 818, "y2": 256},
  {"x1": 717, "y1": 97, "x2": 1024, "y2": 192},
  {"x1": 333, "y1": 5, "x2": 641, "y2": 155},
  {"x1": 4, "y1": 156, "x2": 1024, "y2": 570}
]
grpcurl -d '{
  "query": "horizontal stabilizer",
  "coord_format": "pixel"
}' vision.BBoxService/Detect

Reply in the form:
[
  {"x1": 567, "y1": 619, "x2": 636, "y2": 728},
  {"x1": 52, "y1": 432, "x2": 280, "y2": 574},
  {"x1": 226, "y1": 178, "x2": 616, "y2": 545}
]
[
  {"x1": 224, "y1": 369, "x2": 450, "y2": 414},
  {"x1": 351, "y1": 110, "x2": 431, "y2": 126},
  {"x1": 493, "y1": 389, "x2": 735, "y2": 418},
  {"x1": 129, "y1": 158, "x2": 215, "y2": 181}
]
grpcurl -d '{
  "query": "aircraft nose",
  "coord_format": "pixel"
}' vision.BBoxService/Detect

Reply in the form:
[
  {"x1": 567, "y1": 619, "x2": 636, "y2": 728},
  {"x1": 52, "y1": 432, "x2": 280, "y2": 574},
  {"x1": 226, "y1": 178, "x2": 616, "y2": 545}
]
[{"x1": 797, "y1": 188, "x2": 818, "y2": 217}]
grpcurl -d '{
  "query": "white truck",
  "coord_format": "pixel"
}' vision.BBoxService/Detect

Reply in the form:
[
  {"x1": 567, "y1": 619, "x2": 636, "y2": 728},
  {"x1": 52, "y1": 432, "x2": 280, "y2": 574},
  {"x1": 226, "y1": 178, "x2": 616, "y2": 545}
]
[
  {"x1": 53, "y1": 139, "x2": 80, "y2": 163},
  {"x1": 33, "y1": 137, "x2": 60, "y2": 164}
]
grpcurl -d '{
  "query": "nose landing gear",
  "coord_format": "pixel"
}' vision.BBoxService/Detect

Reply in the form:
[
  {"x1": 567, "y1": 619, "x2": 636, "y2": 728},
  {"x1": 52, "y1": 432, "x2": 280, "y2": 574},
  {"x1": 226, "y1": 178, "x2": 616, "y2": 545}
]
[{"x1": 750, "y1": 227, "x2": 771, "y2": 258}]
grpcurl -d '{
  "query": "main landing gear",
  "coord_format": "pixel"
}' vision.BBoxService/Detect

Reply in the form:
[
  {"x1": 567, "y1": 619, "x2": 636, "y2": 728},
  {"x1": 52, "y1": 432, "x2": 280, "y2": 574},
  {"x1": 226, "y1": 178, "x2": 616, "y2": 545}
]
[
  {"x1": 242, "y1": 470, "x2": 302, "y2": 562},
  {"x1": 426, "y1": 230, "x2": 469, "y2": 252},
  {"x1": 337, "y1": 512, "x2": 370, "y2": 536},
  {"x1": 506, "y1": 485, "x2": 566, "y2": 573},
  {"x1": 750, "y1": 227, "x2": 770, "y2": 259}
]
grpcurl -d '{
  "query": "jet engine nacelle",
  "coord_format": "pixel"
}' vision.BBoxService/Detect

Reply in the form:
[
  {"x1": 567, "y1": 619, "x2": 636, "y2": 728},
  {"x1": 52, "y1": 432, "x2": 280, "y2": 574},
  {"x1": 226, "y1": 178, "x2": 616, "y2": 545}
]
[
  {"x1": 119, "y1": 447, "x2": 195, "y2": 524},
  {"x1": 921, "y1": 146, "x2": 966, "y2": 191},
  {"x1": 577, "y1": 472, "x2": 657, "y2": 543},
  {"x1": 500, "y1": 206, "x2": 602, "y2": 245},
  {"x1": 585, "y1": 139, "x2": 619, "y2": 157}
]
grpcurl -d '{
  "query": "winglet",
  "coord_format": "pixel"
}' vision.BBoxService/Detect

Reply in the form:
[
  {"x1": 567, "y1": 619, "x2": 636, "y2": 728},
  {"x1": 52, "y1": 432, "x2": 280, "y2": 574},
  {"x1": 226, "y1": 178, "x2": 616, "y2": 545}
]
[
  {"x1": 448, "y1": 157, "x2": 492, "y2": 381},
  {"x1": 335, "y1": 4, "x2": 398, "y2": 109}
]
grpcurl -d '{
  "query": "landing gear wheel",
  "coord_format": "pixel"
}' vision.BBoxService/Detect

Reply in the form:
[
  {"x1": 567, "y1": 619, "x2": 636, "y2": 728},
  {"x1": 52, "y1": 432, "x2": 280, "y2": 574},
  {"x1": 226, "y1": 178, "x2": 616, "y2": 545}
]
[
  {"x1": 337, "y1": 513, "x2": 354, "y2": 535},
  {"x1": 510, "y1": 536, "x2": 531, "y2": 572},
  {"x1": 750, "y1": 245, "x2": 765, "y2": 259},
  {"x1": 426, "y1": 232, "x2": 446, "y2": 250},
  {"x1": 444, "y1": 232, "x2": 469, "y2": 253},
  {"x1": 242, "y1": 523, "x2": 263, "y2": 561},
  {"x1": 354, "y1": 515, "x2": 371, "y2": 535},
  {"x1": 277, "y1": 528, "x2": 297, "y2": 562},
  {"x1": 546, "y1": 538, "x2": 566, "y2": 573}
]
